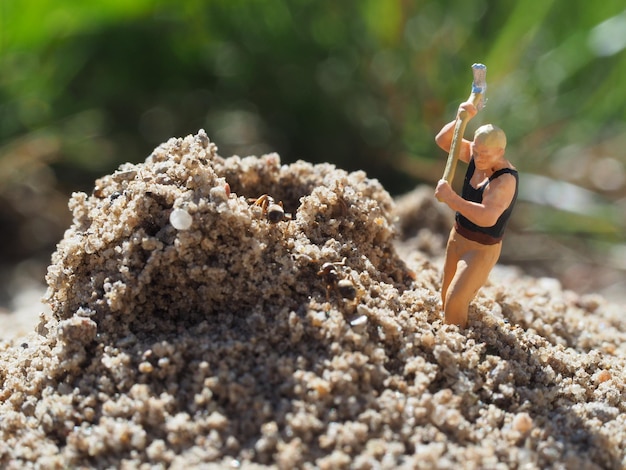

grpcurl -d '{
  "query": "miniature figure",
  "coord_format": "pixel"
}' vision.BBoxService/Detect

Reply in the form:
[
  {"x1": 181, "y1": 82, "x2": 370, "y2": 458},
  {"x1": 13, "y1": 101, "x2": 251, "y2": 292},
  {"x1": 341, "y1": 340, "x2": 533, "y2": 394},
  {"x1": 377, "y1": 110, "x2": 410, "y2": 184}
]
[{"x1": 434, "y1": 101, "x2": 519, "y2": 327}]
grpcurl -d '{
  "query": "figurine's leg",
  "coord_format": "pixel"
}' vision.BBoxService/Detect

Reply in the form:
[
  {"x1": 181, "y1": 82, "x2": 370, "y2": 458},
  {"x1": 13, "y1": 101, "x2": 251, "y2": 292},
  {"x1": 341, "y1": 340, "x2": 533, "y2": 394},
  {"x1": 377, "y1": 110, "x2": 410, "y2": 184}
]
[
  {"x1": 441, "y1": 229, "x2": 460, "y2": 311},
  {"x1": 443, "y1": 239, "x2": 501, "y2": 327}
]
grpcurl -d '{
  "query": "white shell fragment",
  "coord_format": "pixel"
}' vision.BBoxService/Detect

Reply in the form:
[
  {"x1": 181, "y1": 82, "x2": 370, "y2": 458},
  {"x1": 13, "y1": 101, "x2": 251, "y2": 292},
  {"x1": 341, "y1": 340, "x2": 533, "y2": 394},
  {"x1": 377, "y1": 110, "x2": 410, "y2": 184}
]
[
  {"x1": 169, "y1": 208, "x2": 193, "y2": 230},
  {"x1": 350, "y1": 314, "x2": 368, "y2": 326}
]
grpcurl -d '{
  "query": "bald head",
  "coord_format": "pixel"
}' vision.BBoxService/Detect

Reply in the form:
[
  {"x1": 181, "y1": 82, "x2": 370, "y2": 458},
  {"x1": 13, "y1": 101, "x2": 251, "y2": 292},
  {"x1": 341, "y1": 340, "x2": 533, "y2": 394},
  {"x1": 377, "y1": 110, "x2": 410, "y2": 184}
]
[{"x1": 474, "y1": 124, "x2": 506, "y2": 150}]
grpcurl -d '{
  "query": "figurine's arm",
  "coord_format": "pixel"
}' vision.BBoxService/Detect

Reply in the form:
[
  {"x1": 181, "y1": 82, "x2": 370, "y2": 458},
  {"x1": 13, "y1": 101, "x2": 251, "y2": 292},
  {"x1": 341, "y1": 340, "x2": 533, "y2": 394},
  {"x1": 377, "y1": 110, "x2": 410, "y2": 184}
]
[
  {"x1": 435, "y1": 102, "x2": 477, "y2": 164},
  {"x1": 435, "y1": 174, "x2": 516, "y2": 227}
]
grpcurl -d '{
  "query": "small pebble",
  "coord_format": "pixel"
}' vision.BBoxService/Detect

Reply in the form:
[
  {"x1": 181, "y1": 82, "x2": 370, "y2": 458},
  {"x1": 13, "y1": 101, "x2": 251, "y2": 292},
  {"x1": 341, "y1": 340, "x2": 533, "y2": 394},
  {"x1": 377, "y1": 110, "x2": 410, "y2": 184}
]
[
  {"x1": 596, "y1": 370, "x2": 611, "y2": 383},
  {"x1": 169, "y1": 208, "x2": 193, "y2": 230},
  {"x1": 512, "y1": 412, "x2": 533, "y2": 434},
  {"x1": 350, "y1": 315, "x2": 368, "y2": 326}
]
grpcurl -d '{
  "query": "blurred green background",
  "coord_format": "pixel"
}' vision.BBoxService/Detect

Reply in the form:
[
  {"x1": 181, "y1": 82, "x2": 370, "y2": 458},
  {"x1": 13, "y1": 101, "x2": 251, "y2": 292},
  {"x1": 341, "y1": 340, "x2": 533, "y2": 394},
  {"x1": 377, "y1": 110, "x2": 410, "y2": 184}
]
[{"x1": 1, "y1": 0, "x2": 625, "y2": 310}]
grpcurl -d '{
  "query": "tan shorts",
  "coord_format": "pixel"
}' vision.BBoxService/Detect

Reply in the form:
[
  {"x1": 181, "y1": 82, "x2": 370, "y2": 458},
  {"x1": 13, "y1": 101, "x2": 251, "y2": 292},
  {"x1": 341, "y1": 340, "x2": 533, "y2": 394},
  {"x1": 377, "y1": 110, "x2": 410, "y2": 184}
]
[{"x1": 441, "y1": 226, "x2": 502, "y2": 327}]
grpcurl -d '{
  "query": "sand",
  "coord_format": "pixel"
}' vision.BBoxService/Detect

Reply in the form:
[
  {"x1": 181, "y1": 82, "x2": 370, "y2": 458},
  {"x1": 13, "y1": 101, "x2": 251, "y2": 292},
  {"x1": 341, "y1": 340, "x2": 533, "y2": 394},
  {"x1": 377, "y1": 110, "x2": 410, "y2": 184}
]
[{"x1": 0, "y1": 130, "x2": 624, "y2": 469}]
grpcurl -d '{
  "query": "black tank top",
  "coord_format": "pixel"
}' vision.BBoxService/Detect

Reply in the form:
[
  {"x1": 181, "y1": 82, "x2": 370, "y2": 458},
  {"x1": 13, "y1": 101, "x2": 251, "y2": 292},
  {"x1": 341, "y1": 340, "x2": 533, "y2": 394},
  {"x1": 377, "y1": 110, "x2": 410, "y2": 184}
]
[{"x1": 456, "y1": 158, "x2": 519, "y2": 239}]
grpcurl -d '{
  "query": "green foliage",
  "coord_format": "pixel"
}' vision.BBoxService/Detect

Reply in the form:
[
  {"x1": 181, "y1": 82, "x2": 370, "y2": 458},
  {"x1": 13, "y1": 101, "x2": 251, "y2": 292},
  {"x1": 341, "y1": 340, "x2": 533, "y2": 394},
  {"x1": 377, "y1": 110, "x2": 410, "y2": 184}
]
[{"x1": 0, "y1": 0, "x2": 625, "y2": 268}]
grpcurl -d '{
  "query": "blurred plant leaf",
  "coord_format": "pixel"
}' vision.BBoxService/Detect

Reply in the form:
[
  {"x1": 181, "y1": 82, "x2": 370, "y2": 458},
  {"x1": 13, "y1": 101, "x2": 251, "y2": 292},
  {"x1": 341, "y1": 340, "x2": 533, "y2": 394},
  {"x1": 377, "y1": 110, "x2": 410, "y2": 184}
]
[{"x1": 0, "y1": 0, "x2": 626, "y2": 289}]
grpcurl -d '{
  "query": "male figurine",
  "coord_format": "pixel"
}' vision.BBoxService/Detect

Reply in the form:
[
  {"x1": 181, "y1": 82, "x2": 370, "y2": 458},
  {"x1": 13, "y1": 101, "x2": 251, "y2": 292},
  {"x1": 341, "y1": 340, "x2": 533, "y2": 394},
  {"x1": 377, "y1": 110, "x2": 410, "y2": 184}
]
[{"x1": 434, "y1": 102, "x2": 519, "y2": 327}]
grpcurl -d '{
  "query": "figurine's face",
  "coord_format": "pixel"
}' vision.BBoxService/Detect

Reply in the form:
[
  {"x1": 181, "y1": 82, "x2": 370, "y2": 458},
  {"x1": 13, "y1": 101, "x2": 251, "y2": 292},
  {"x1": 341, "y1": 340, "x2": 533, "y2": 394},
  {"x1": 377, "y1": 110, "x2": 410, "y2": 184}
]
[{"x1": 471, "y1": 142, "x2": 504, "y2": 171}]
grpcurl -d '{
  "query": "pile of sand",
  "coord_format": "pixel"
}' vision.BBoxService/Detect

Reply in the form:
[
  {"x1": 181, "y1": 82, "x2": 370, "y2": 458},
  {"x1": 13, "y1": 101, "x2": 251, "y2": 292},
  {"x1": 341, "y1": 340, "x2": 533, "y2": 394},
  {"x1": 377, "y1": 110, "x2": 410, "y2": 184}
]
[{"x1": 0, "y1": 130, "x2": 624, "y2": 469}]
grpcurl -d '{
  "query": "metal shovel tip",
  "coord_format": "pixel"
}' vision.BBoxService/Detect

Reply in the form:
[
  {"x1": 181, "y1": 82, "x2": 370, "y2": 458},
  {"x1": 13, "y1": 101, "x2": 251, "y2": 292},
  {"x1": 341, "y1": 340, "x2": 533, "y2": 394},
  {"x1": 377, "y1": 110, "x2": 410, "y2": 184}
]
[{"x1": 471, "y1": 63, "x2": 487, "y2": 94}]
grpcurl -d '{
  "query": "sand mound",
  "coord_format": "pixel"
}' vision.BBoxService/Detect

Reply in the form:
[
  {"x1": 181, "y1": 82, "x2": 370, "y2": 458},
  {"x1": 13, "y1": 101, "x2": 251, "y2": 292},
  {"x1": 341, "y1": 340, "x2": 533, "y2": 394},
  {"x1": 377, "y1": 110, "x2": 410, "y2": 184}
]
[{"x1": 0, "y1": 130, "x2": 624, "y2": 469}]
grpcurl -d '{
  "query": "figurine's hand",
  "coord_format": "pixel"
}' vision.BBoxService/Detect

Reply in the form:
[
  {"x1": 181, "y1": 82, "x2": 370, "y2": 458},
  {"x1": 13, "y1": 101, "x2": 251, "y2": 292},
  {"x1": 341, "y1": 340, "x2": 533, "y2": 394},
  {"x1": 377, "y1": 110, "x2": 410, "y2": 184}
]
[
  {"x1": 457, "y1": 102, "x2": 478, "y2": 120},
  {"x1": 435, "y1": 179, "x2": 455, "y2": 204}
]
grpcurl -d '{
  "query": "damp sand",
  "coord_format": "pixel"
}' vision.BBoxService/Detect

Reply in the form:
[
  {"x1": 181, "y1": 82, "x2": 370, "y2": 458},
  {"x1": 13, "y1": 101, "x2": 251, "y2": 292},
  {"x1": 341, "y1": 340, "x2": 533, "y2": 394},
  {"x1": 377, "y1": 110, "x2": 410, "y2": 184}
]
[{"x1": 0, "y1": 130, "x2": 624, "y2": 469}]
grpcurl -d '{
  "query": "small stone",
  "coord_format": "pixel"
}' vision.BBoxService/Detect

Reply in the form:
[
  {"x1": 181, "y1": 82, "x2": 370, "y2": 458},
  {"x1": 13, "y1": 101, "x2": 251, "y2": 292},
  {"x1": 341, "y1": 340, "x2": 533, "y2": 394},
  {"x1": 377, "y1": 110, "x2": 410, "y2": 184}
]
[
  {"x1": 596, "y1": 370, "x2": 612, "y2": 384},
  {"x1": 169, "y1": 208, "x2": 193, "y2": 230},
  {"x1": 350, "y1": 315, "x2": 368, "y2": 326},
  {"x1": 512, "y1": 412, "x2": 533, "y2": 434}
]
